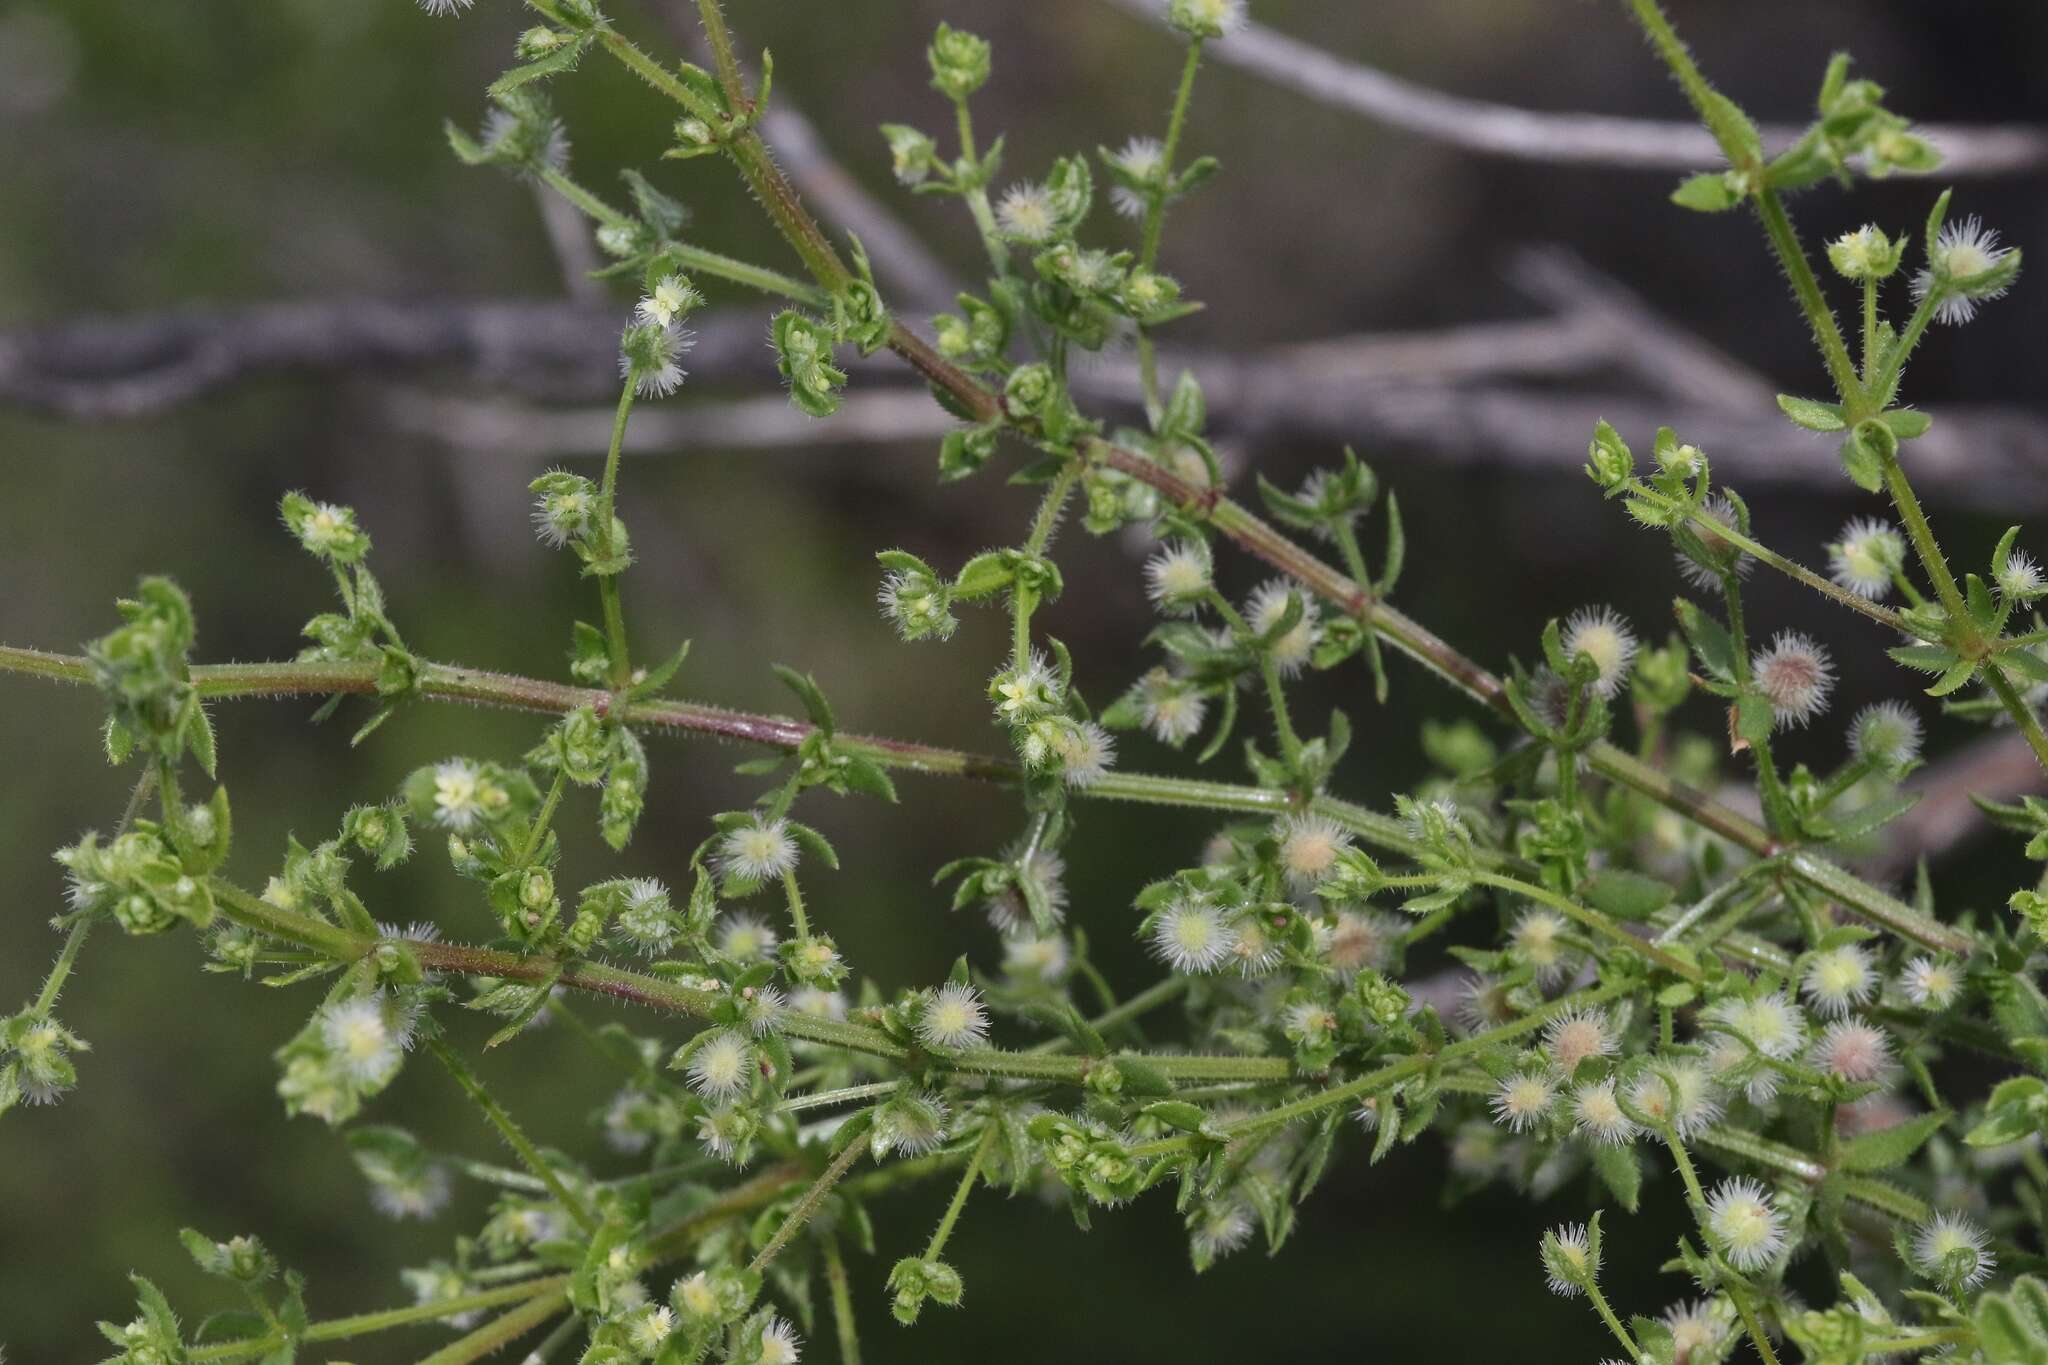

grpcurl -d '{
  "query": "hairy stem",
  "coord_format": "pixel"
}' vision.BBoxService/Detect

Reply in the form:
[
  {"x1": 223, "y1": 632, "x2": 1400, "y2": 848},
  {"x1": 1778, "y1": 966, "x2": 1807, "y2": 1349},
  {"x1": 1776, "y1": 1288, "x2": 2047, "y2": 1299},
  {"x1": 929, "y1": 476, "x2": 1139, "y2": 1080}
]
[{"x1": 426, "y1": 1038, "x2": 599, "y2": 1236}]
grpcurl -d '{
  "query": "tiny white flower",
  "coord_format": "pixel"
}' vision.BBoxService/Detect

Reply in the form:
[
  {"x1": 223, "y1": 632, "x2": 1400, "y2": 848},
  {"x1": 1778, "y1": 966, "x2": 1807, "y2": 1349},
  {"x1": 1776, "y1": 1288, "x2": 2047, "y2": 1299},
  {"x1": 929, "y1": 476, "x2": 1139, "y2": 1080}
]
[
  {"x1": 686, "y1": 1030, "x2": 755, "y2": 1100},
  {"x1": 1189, "y1": 1199, "x2": 1256, "y2": 1261},
  {"x1": 918, "y1": 983, "x2": 991, "y2": 1050},
  {"x1": 1914, "y1": 215, "x2": 2017, "y2": 325},
  {"x1": 417, "y1": 0, "x2": 475, "y2": 14},
  {"x1": 996, "y1": 183, "x2": 1057, "y2": 243},
  {"x1": 626, "y1": 1306, "x2": 676, "y2": 1356},
  {"x1": 715, "y1": 912, "x2": 779, "y2": 962},
  {"x1": 1627, "y1": 1062, "x2": 1722, "y2": 1139},
  {"x1": 432, "y1": 761, "x2": 486, "y2": 830},
  {"x1": 1108, "y1": 135, "x2": 1165, "y2": 219},
  {"x1": 1322, "y1": 909, "x2": 1401, "y2": 976},
  {"x1": 1003, "y1": 933, "x2": 1070, "y2": 980},
  {"x1": 1811, "y1": 1018, "x2": 1893, "y2": 1083},
  {"x1": 1245, "y1": 580, "x2": 1320, "y2": 675},
  {"x1": 1675, "y1": 495, "x2": 1755, "y2": 590},
  {"x1": 1050, "y1": 719, "x2": 1115, "y2": 788},
  {"x1": 1901, "y1": 956, "x2": 1962, "y2": 1010},
  {"x1": 1490, "y1": 1072, "x2": 1557, "y2": 1133},
  {"x1": 1144, "y1": 539, "x2": 1212, "y2": 613},
  {"x1": 1705, "y1": 1178, "x2": 1785, "y2": 1271},
  {"x1": 1850, "y1": 701, "x2": 1923, "y2": 774},
  {"x1": 1276, "y1": 813, "x2": 1351, "y2": 890},
  {"x1": 1708, "y1": 992, "x2": 1808, "y2": 1060},
  {"x1": 322, "y1": 995, "x2": 402, "y2": 1085},
  {"x1": 1150, "y1": 900, "x2": 1236, "y2": 973},
  {"x1": 1139, "y1": 672, "x2": 1209, "y2": 745},
  {"x1": 1572, "y1": 1079, "x2": 1639, "y2": 1146},
  {"x1": 758, "y1": 1315, "x2": 803, "y2": 1365},
  {"x1": 717, "y1": 818, "x2": 799, "y2": 882},
  {"x1": 1662, "y1": 1299, "x2": 1727, "y2": 1358},
  {"x1": 1562, "y1": 606, "x2": 1638, "y2": 700},
  {"x1": 1752, "y1": 631, "x2": 1835, "y2": 729},
  {"x1": 1803, "y1": 944, "x2": 1878, "y2": 1017},
  {"x1": 1541, "y1": 1222, "x2": 1596, "y2": 1297},
  {"x1": 619, "y1": 320, "x2": 692, "y2": 398},
  {"x1": 1999, "y1": 550, "x2": 2047, "y2": 601},
  {"x1": 1510, "y1": 909, "x2": 1571, "y2": 983},
  {"x1": 791, "y1": 986, "x2": 848, "y2": 1020},
  {"x1": 1829, "y1": 518, "x2": 1904, "y2": 599},
  {"x1": 636, "y1": 275, "x2": 700, "y2": 328},
  {"x1": 1913, "y1": 1211, "x2": 1996, "y2": 1286},
  {"x1": 1543, "y1": 1007, "x2": 1617, "y2": 1075}
]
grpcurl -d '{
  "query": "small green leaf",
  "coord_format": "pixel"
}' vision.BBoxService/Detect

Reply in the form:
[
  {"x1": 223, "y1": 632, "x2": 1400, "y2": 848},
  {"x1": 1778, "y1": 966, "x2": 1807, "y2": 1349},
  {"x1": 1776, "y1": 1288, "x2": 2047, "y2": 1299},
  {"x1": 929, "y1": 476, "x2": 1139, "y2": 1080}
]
[
  {"x1": 1776, "y1": 394, "x2": 1847, "y2": 432},
  {"x1": 1581, "y1": 870, "x2": 1675, "y2": 922},
  {"x1": 1837, "y1": 1109, "x2": 1948, "y2": 1172},
  {"x1": 1671, "y1": 171, "x2": 1741, "y2": 212}
]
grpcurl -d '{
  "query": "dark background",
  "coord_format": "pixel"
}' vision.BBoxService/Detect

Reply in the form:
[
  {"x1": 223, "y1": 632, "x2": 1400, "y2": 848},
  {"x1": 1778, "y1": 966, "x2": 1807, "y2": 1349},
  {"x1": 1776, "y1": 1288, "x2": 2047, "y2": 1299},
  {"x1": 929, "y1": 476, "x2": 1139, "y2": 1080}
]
[{"x1": 2, "y1": 1, "x2": 2045, "y2": 1359}]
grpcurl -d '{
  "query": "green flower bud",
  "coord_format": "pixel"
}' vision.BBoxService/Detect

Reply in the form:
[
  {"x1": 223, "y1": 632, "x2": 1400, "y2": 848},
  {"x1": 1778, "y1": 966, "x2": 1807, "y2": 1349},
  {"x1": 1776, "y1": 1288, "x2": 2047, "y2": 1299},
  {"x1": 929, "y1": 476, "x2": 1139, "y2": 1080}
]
[{"x1": 927, "y1": 23, "x2": 991, "y2": 101}]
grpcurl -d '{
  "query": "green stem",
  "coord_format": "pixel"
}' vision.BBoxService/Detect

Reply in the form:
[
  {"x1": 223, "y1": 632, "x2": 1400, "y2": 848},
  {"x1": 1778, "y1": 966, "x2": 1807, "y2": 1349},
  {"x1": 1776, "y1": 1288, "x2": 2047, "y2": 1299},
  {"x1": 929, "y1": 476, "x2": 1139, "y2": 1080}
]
[
  {"x1": 32, "y1": 917, "x2": 95, "y2": 1016},
  {"x1": 1470, "y1": 872, "x2": 1702, "y2": 980},
  {"x1": 186, "y1": 1276, "x2": 572, "y2": 1363},
  {"x1": 533, "y1": 165, "x2": 825, "y2": 304},
  {"x1": 426, "y1": 1039, "x2": 598, "y2": 1236},
  {"x1": 520, "y1": 769, "x2": 567, "y2": 865},
  {"x1": 824, "y1": 1233, "x2": 862, "y2": 1365},
  {"x1": 1985, "y1": 665, "x2": 2048, "y2": 773},
  {"x1": 1879, "y1": 447, "x2": 1970, "y2": 624},
  {"x1": 1132, "y1": 980, "x2": 1632, "y2": 1159},
  {"x1": 781, "y1": 869, "x2": 811, "y2": 941},
  {"x1": 1867, "y1": 290, "x2": 1939, "y2": 409},
  {"x1": 1680, "y1": 501, "x2": 1922, "y2": 636},
  {"x1": 1726, "y1": 1281, "x2": 1785, "y2": 1365},
  {"x1": 781, "y1": 1080, "x2": 902, "y2": 1114},
  {"x1": 747, "y1": 1137, "x2": 868, "y2": 1275},
  {"x1": 417, "y1": 1288, "x2": 572, "y2": 1365},
  {"x1": 598, "y1": 378, "x2": 637, "y2": 689},
  {"x1": 1754, "y1": 188, "x2": 1863, "y2": 403},
  {"x1": 953, "y1": 99, "x2": 1006, "y2": 275},
  {"x1": 693, "y1": 0, "x2": 749, "y2": 109},
  {"x1": 1584, "y1": 1279, "x2": 1642, "y2": 1363},
  {"x1": 921, "y1": 1123, "x2": 997, "y2": 1260},
  {"x1": 1140, "y1": 40, "x2": 1202, "y2": 272}
]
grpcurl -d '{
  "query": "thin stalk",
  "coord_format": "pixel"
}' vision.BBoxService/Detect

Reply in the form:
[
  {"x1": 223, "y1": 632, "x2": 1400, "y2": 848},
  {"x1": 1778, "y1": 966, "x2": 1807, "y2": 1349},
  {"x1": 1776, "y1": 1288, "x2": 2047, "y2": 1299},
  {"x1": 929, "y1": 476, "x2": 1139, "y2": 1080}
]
[
  {"x1": 1685, "y1": 504, "x2": 1922, "y2": 636},
  {"x1": 920, "y1": 1123, "x2": 998, "y2": 1261},
  {"x1": 186, "y1": 1276, "x2": 572, "y2": 1363},
  {"x1": 1470, "y1": 872, "x2": 1702, "y2": 981},
  {"x1": 597, "y1": 378, "x2": 637, "y2": 688},
  {"x1": 1984, "y1": 665, "x2": 2048, "y2": 772},
  {"x1": 533, "y1": 165, "x2": 825, "y2": 304},
  {"x1": 1140, "y1": 41, "x2": 1202, "y2": 272},
  {"x1": 1879, "y1": 448, "x2": 1971, "y2": 625},
  {"x1": 780, "y1": 1080, "x2": 903, "y2": 1114},
  {"x1": 747, "y1": 1137, "x2": 868, "y2": 1274},
  {"x1": 1727, "y1": 1282, "x2": 1786, "y2": 1365},
  {"x1": 1753, "y1": 189, "x2": 1863, "y2": 404},
  {"x1": 953, "y1": 99, "x2": 1006, "y2": 275},
  {"x1": 781, "y1": 869, "x2": 810, "y2": 940},
  {"x1": 426, "y1": 1039, "x2": 598, "y2": 1236},
  {"x1": 418, "y1": 1288, "x2": 572, "y2": 1365},
  {"x1": 823, "y1": 1233, "x2": 862, "y2": 1365},
  {"x1": 1584, "y1": 1278, "x2": 1643, "y2": 1363},
  {"x1": 1132, "y1": 979, "x2": 1631, "y2": 1158}
]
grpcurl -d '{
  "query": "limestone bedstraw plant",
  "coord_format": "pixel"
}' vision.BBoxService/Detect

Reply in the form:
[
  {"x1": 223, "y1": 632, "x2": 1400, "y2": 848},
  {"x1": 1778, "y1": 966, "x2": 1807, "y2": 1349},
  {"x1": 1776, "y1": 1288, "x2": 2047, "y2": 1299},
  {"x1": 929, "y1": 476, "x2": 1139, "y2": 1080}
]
[{"x1": 6, "y1": 1, "x2": 2048, "y2": 1361}]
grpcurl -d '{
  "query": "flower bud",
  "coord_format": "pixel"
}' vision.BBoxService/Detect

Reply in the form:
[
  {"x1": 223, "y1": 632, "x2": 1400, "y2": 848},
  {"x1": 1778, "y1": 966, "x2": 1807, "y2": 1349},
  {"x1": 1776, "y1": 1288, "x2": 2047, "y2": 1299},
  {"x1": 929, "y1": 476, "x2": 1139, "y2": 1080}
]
[
  {"x1": 1167, "y1": 0, "x2": 1248, "y2": 40},
  {"x1": 927, "y1": 23, "x2": 991, "y2": 101}
]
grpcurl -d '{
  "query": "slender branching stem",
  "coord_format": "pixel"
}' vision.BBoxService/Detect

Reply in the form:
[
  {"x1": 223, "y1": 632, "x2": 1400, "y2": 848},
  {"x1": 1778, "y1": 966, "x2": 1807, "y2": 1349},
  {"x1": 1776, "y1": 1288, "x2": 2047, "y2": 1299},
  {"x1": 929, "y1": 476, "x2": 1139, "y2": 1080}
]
[
  {"x1": 747, "y1": 1136, "x2": 868, "y2": 1275},
  {"x1": 426, "y1": 1038, "x2": 599, "y2": 1236}
]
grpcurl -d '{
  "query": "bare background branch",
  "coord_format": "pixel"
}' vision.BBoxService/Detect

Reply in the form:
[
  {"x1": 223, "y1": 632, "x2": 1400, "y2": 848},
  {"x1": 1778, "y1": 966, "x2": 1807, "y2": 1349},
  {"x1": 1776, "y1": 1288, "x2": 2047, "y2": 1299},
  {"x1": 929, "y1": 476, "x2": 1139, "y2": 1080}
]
[{"x1": 1100, "y1": 0, "x2": 2048, "y2": 176}]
